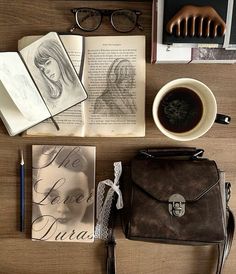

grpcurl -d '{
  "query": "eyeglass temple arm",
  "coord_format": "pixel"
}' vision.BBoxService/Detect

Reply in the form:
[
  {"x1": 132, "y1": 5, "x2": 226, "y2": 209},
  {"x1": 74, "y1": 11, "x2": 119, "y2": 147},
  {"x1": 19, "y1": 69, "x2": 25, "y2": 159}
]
[
  {"x1": 70, "y1": 24, "x2": 77, "y2": 33},
  {"x1": 137, "y1": 23, "x2": 144, "y2": 30},
  {"x1": 134, "y1": 11, "x2": 143, "y2": 30}
]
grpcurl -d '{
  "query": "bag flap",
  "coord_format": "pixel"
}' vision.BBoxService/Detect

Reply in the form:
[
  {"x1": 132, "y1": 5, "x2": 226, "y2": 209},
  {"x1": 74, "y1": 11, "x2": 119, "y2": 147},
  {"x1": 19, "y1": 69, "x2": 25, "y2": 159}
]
[{"x1": 131, "y1": 158, "x2": 219, "y2": 202}]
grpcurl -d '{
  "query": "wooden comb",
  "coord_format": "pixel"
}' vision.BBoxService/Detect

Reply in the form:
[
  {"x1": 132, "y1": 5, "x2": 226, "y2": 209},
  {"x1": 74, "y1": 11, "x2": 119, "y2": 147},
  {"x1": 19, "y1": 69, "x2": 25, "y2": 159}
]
[{"x1": 166, "y1": 5, "x2": 226, "y2": 38}]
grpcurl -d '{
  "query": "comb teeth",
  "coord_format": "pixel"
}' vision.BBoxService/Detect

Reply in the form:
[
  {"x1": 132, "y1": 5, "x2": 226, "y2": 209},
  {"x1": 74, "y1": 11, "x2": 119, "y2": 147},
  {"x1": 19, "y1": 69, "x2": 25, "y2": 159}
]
[{"x1": 166, "y1": 5, "x2": 226, "y2": 38}]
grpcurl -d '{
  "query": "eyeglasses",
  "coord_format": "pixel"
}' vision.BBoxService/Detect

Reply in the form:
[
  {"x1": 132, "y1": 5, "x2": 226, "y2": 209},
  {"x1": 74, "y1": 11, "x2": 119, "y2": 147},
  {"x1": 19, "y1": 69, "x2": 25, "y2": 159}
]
[{"x1": 70, "y1": 8, "x2": 143, "y2": 33}]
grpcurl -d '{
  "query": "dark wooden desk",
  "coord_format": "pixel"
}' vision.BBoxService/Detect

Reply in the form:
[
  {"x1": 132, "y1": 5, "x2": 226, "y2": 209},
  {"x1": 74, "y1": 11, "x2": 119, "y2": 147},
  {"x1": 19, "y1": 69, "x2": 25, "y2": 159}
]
[{"x1": 0, "y1": 1, "x2": 235, "y2": 273}]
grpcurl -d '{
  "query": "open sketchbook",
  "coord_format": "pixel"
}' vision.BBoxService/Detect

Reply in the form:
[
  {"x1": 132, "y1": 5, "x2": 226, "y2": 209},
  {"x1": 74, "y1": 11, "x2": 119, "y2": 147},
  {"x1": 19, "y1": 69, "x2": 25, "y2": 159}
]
[
  {"x1": 0, "y1": 32, "x2": 87, "y2": 136},
  {"x1": 32, "y1": 145, "x2": 95, "y2": 242},
  {"x1": 18, "y1": 35, "x2": 146, "y2": 137}
]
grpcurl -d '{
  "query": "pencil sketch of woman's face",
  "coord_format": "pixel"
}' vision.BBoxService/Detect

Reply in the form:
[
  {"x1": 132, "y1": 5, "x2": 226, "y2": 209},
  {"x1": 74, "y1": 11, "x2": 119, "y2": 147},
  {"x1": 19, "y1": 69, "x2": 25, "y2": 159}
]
[
  {"x1": 38, "y1": 57, "x2": 61, "y2": 82},
  {"x1": 36, "y1": 166, "x2": 92, "y2": 226},
  {"x1": 93, "y1": 58, "x2": 137, "y2": 115},
  {"x1": 29, "y1": 36, "x2": 87, "y2": 115}
]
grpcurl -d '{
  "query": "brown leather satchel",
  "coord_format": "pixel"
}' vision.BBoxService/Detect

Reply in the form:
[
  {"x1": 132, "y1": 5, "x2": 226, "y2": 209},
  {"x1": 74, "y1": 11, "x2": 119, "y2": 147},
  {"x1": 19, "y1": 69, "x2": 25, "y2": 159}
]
[{"x1": 121, "y1": 147, "x2": 234, "y2": 274}]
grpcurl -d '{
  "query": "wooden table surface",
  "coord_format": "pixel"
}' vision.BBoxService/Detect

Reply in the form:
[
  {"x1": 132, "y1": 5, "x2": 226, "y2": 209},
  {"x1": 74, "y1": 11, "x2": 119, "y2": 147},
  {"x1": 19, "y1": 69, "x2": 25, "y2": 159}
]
[{"x1": 0, "y1": 1, "x2": 236, "y2": 273}]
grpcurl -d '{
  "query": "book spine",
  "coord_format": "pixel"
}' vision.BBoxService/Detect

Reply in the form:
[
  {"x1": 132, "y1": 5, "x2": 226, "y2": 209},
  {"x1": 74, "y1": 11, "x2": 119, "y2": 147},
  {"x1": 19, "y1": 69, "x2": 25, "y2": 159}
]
[{"x1": 223, "y1": 0, "x2": 234, "y2": 48}]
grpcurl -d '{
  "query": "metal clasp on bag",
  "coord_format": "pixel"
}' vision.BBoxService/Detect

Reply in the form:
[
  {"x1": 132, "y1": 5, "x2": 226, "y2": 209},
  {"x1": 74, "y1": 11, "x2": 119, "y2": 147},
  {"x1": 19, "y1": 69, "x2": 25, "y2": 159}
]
[
  {"x1": 168, "y1": 194, "x2": 185, "y2": 217},
  {"x1": 192, "y1": 149, "x2": 204, "y2": 159}
]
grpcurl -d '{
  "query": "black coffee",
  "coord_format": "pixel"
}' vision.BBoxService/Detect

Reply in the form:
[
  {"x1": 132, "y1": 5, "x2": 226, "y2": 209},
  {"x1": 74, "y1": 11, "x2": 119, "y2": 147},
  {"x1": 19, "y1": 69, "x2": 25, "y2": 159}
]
[{"x1": 158, "y1": 87, "x2": 203, "y2": 133}]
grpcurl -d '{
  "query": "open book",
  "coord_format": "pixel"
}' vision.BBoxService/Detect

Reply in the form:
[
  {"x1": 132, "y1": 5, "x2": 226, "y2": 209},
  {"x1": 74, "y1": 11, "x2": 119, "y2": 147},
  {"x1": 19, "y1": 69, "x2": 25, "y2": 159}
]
[
  {"x1": 0, "y1": 32, "x2": 87, "y2": 136},
  {"x1": 18, "y1": 35, "x2": 146, "y2": 137},
  {"x1": 32, "y1": 145, "x2": 95, "y2": 242}
]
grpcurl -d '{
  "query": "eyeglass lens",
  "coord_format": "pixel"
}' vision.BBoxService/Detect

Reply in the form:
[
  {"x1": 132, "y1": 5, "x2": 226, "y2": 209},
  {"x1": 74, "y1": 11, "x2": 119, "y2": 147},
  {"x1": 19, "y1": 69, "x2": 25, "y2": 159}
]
[
  {"x1": 76, "y1": 8, "x2": 102, "y2": 31},
  {"x1": 75, "y1": 8, "x2": 139, "y2": 32},
  {"x1": 111, "y1": 10, "x2": 137, "y2": 32}
]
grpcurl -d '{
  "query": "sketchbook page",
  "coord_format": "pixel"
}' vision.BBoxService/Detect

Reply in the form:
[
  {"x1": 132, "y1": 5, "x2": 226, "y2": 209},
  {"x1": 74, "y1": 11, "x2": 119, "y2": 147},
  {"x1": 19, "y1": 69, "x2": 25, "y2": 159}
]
[
  {"x1": 32, "y1": 145, "x2": 96, "y2": 242},
  {"x1": 82, "y1": 35, "x2": 145, "y2": 137},
  {"x1": 18, "y1": 35, "x2": 42, "y2": 51},
  {"x1": 19, "y1": 32, "x2": 87, "y2": 117},
  {"x1": 18, "y1": 34, "x2": 85, "y2": 136},
  {"x1": 18, "y1": 35, "x2": 84, "y2": 75},
  {"x1": 0, "y1": 52, "x2": 51, "y2": 136}
]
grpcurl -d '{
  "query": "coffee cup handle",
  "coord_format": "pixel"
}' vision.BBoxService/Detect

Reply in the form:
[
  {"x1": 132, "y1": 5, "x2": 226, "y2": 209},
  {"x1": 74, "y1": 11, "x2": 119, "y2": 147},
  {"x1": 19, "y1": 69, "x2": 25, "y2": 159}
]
[{"x1": 215, "y1": 114, "x2": 231, "y2": 125}]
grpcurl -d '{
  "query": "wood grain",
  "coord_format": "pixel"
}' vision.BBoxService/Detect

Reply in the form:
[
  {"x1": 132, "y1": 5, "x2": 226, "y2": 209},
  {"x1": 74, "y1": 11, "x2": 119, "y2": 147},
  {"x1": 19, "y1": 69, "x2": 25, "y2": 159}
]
[{"x1": 0, "y1": 1, "x2": 235, "y2": 273}]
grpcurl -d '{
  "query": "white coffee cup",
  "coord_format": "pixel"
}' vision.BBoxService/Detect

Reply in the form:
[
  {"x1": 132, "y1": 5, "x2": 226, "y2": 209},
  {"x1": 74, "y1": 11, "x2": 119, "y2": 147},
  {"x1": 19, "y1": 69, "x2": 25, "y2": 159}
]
[{"x1": 152, "y1": 78, "x2": 230, "y2": 141}]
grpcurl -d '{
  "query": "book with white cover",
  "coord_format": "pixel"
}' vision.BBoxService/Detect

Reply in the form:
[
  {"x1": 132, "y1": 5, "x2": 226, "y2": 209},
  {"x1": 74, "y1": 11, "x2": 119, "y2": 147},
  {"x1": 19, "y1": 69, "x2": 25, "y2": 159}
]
[{"x1": 32, "y1": 145, "x2": 95, "y2": 242}]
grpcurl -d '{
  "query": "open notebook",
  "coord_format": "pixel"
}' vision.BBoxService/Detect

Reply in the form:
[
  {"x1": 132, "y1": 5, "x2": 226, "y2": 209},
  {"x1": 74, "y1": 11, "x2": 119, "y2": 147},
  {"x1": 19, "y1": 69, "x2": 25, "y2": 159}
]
[{"x1": 0, "y1": 32, "x2": 87, "y2": 136}]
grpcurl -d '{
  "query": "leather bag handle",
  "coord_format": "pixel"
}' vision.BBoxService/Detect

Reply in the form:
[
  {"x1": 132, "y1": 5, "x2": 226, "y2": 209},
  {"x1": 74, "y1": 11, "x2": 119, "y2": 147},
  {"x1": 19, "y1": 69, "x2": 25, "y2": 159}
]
[
  {"x1": 216, "y1": 183, "x2": 235, "y2": 274},
  {"x1": 216, "y1": 208, "x2": 235, "y2": 274},
  {"x1": 106, "y1": 238, "x2": 116, "y2": 274},
  {"x1": 139, "y1": 147, "x2": 204, "y2": 159}
]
